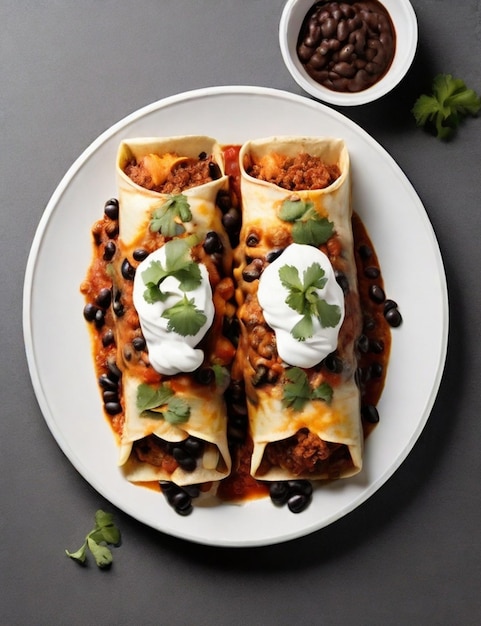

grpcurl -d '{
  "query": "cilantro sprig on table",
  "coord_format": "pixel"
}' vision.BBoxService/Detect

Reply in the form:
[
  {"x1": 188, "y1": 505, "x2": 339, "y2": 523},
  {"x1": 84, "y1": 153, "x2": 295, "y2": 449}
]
[
  {"x1": 282, "y1": 367, "x2": 333, "y2": 411},
  {"x1": 412, "y1": 74, "x2": 481, "y2": 140},
  {"x1": 141, "y1": 237, "x2": 207, "y2": 337},
  {"x1": 279, "y1": 262, "x2": 341, "y2": 341},
  {"x1": 137, "y1": 382, "x2": 190, "y2": 425},
  {"x1": 65, "y1": 510, "x2": 121, "y2": 569},
  {"x1": 150, "y1": 194, "x2": 192, "y2": 237},
  {"x1": 279, "y1": 197, "x2": 334, "y2": 246}
]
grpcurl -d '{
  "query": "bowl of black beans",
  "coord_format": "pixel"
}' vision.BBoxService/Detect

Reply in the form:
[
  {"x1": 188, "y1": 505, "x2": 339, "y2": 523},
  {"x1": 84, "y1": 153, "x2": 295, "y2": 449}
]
[{"x1": 279, "y1": 0, "x2": 417, "y2": 106}]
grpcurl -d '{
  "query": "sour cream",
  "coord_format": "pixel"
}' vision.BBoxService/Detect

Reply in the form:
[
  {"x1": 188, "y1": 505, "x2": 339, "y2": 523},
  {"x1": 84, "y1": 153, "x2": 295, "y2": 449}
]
[
  {"x1": 257, "y1": 243, "x2": 344, "y2": 368},
  {"x1": 132, "y1": 246, "x2": 214, "y2": 376}
]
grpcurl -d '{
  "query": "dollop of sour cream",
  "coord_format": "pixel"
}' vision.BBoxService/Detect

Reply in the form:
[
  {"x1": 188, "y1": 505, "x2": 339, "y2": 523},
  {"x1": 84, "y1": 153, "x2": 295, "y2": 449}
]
[
  {"x1": 257, "y1": 243, "x2": 345, "y2": 368},
  {"x1": 132, "y1": 246, "x2": 214, "y2": 376}
]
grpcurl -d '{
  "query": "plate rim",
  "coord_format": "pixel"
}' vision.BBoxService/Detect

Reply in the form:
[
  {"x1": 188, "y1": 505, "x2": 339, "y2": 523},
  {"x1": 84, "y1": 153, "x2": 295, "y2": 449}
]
[{"x1": 23, "y1": 85, "x2": 449, "y2": 547}]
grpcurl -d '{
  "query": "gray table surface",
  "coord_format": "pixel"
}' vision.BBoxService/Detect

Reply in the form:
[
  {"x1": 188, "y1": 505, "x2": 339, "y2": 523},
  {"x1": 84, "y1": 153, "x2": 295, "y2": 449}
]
[{"x1": 2, "y1": 1, "x2": 481, "y2": 624}]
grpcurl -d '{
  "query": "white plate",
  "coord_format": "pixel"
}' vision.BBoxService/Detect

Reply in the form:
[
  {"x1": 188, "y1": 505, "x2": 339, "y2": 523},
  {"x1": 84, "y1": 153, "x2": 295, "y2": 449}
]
[{"x1": 23, "y1": 86, "x2": 448, "y2": 548}]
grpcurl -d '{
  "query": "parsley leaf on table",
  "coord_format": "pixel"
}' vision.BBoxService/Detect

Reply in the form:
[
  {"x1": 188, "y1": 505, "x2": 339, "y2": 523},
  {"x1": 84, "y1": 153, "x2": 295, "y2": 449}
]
[
  {"x1": 412, "y1": 74, "x2": 481, "y2": 139},
  {"x1": 65, "y1": 510, "x2": 121, "y2": 569}
]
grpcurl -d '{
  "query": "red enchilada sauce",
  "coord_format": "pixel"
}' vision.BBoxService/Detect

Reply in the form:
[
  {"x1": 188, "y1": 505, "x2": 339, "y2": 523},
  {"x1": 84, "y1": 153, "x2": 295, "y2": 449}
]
[{"x1": 81, "y1": 143, "x2": 399, "y2": 507}]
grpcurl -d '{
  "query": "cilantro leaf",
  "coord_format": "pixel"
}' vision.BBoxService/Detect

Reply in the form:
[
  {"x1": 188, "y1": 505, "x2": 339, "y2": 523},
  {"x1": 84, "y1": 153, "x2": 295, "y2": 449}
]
[
  {"x1": 291, "y1": 314, "x2": 314, "y2": 342},
  {"x1": 292, "y1": 212, "x2": 334, "y2": 246},
  {"x1": 137, "y1": 383, "x2": 190, "y2": 425},
  {"x1": 279, "y1": 261, "x2": 340, "y2": 340},
  {"x1": 163, "y1": 397, "x2": 191, "y2": 424},
  {"x1": 141, "y1": 238, "x2": 202, "y2": 304},
  {"x1": 137, "y1": 383, "x2": 174, "y2": 412},
  {"x1": 65, "y1": 510, "x2": 121, "y2": 569},
  {"x1": 162, "y1": 295, "x2": 207, "y2": 336},
  {"x1": 310, "y1": 381, "x2": 334, "y2": 404},
  {"x1": 316, "y1": 299, "x2": 342, "y2": 328},
  {"x1": 412, "y1": 74, "x2": 481, "y2": 139},
  {"x1": 282, "y1": 367, "x2": 312, "y2": 411},
  {"x1": 279, "y1": 198, "x2": 335, "y2": 246},
  {"x1": 150, "y1": 194, "x2": 192, "y2": 236},
  {"x1": 282, "y1": 367, "x2": 334, "y2": 412},
  {"x1": 278, "y1": 198, "x2": 312, "y2": 221}
]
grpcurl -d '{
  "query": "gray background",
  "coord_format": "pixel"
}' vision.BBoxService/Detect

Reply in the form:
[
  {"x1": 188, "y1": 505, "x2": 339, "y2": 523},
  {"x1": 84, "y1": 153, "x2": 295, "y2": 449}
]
[{"x1": 2, "y1": 1, "x2": 480, "y2": 624}]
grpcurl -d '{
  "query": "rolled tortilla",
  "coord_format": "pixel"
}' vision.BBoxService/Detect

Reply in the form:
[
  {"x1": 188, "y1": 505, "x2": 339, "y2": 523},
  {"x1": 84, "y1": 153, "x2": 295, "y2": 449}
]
[
  {"x1": 233, "y1": 136, "x2": 363, "y2": 481},
  {"x1": 112, "y1": 136, "x2": 234, "y2": 486}
]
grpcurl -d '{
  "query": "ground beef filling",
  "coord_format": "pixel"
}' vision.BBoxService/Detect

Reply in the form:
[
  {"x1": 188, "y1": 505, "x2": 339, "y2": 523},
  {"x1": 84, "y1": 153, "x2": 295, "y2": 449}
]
[
  {"x1": 260, "y1": 428, "x2": 348, "y2": 476},
  {"x1": 246, "y1": 152, "x2": 340, "y2": 191},
  {"x1": 124, "y1": 152, "x2": 220, "y2": 194}
]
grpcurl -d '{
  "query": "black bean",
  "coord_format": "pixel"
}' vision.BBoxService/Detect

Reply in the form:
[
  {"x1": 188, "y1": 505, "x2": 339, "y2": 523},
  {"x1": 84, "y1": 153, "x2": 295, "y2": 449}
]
[
  {"x1": 121, "y1": 258, "x2": 136, "y2": 281},
  {"x1": 203, "y1": 231, "x2": 224, "y2": 255},
  {"x1": 104, "y1": 401, "x2": 122, "y2": 415},
  {"x1": 384, "y1": 299, "x2": 398, "y2": 313},
  {"x1": 266, "y1": 248, "x2": 285, "y2": 263},
  {"x1": 198, "y1": 151, "x2": 207, "y2": 160},
  {"x1": 106, "y1": 360, "x2": 122, "y2": 381},
  {"x1": 169, "y1": 491, "x2": 192, "y2": 512},
  {"x1": 362, "y1": 404, "x2": 380, "y2": 424},
  {"x1": 371, "y1": 362, "x2": 383, "y2": 378},
  {"x1": 363, "y1": 315, "x2": 376, "y2": 332},
  {"x1": 287, "y1": 493, "x2": 311, "y2": 514},
  {"x1": 335, "y1": 271, "x2": 349, "y2": 294},
  {"x1": 269, "y1": 481, "x2": 290, "y2": 506},
  {"x1": 370, "y1": 339, "x2": 384, "y2": 354},
  {"x1": 246, "y1": 233, "x2": 259, "y2": 247},
  {"x1": 103, "y1": 241, "x2": 116, "y2": 261},
  {"x1": 159, "y1": 480, "x2": 176, "y2": 496},
  {"x1": 104, "y1": 198, "x2": 119, "y2": 220},
  {"x1": 222, "y1": 207, "x2": 241, "y2": 233},
  {"x1": 102, "y1": 329, "x2": 115, "y2": 347},
  {"x1": 113, "y1": 300, "x2": 125, "y2": 317},
  {"x1": 94, "y1": 309, "x2": 105, "y2": 328},
  {"x1": 369, "y1": 284, "x2": 385, "y2": 304},
  {"x1": 358, "y1": 244, "x2": 372, "y2": 259},
  {"x1": 385, "y1": 306, "x2": 402, "y2": 327},
  {"x1": 364, "y1": 266, "x2": 380, "y2": 279},
  {"x1": 132, "y1": 336, "x2": 146, "y2": 351},
  {"x1": 102, "y1": 390, "x2": 118, "y2": 403},
  {"x1": 196, "y1": 367, "x2": 214, "y2": 385},
  {"x1": 183, "y1": 437, "x2": 204, "y2": 457},
  {"x1": 133, "y1": 248, "x2": 149, "y2": 262},
  {"x1": 288, "y1": 480, "x2": 313, "y2": 498},
  {"x1": 216, "y1": 190, "x2": 231, "y2": 213},
  {"x1": 96, "y1": 287, "x2": 112, "y2": 309},
  {"x1": 98, "y1": 374, "x2": 117, "y2": 391},
  {"x1": 208, "y1": 161, "x2": 222, "y2": 180},
  {"x1": 357, "y1": 334, "x2": 369, "y2": 353},
  {"x1": 324, "y1": 353, "x2": 343, "y2": 373},
  {"x1": 83, "y1": 303, "x2": 98, "y2": 322}
]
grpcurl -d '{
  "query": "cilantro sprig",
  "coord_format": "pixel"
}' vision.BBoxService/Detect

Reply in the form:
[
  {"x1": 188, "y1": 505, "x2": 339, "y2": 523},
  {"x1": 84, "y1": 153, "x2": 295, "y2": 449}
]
[
  {"x1": 279, "y1": 197, "x2": 334, "y2": 246},
  {"x1": 65, "y1": 510, "x2": 121, "y2": 569},
  {"x1": 412, "y1": 74, "x2": 481, "y2": 140},
  {"x1": 141, "y1": 237, "x2": 207, "y2": 337},
  {"x1": 150, "y1": 194, "x2": 192, "y2": 236},
  {"x1": 137, "y1": 382, "x2": 190, "y2": 425},
  {"x1": 279, "y1": 262, "x2": 341, "y2": 341},
  {"x1": 282, "y1": 367, "x2": 333, "y2": 411}
]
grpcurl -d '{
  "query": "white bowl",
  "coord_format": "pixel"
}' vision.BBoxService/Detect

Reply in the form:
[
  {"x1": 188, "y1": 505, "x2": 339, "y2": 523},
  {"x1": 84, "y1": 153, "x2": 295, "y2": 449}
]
[{"x1": 279, "y1": 0, "x2": 418, "y2": 106}]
